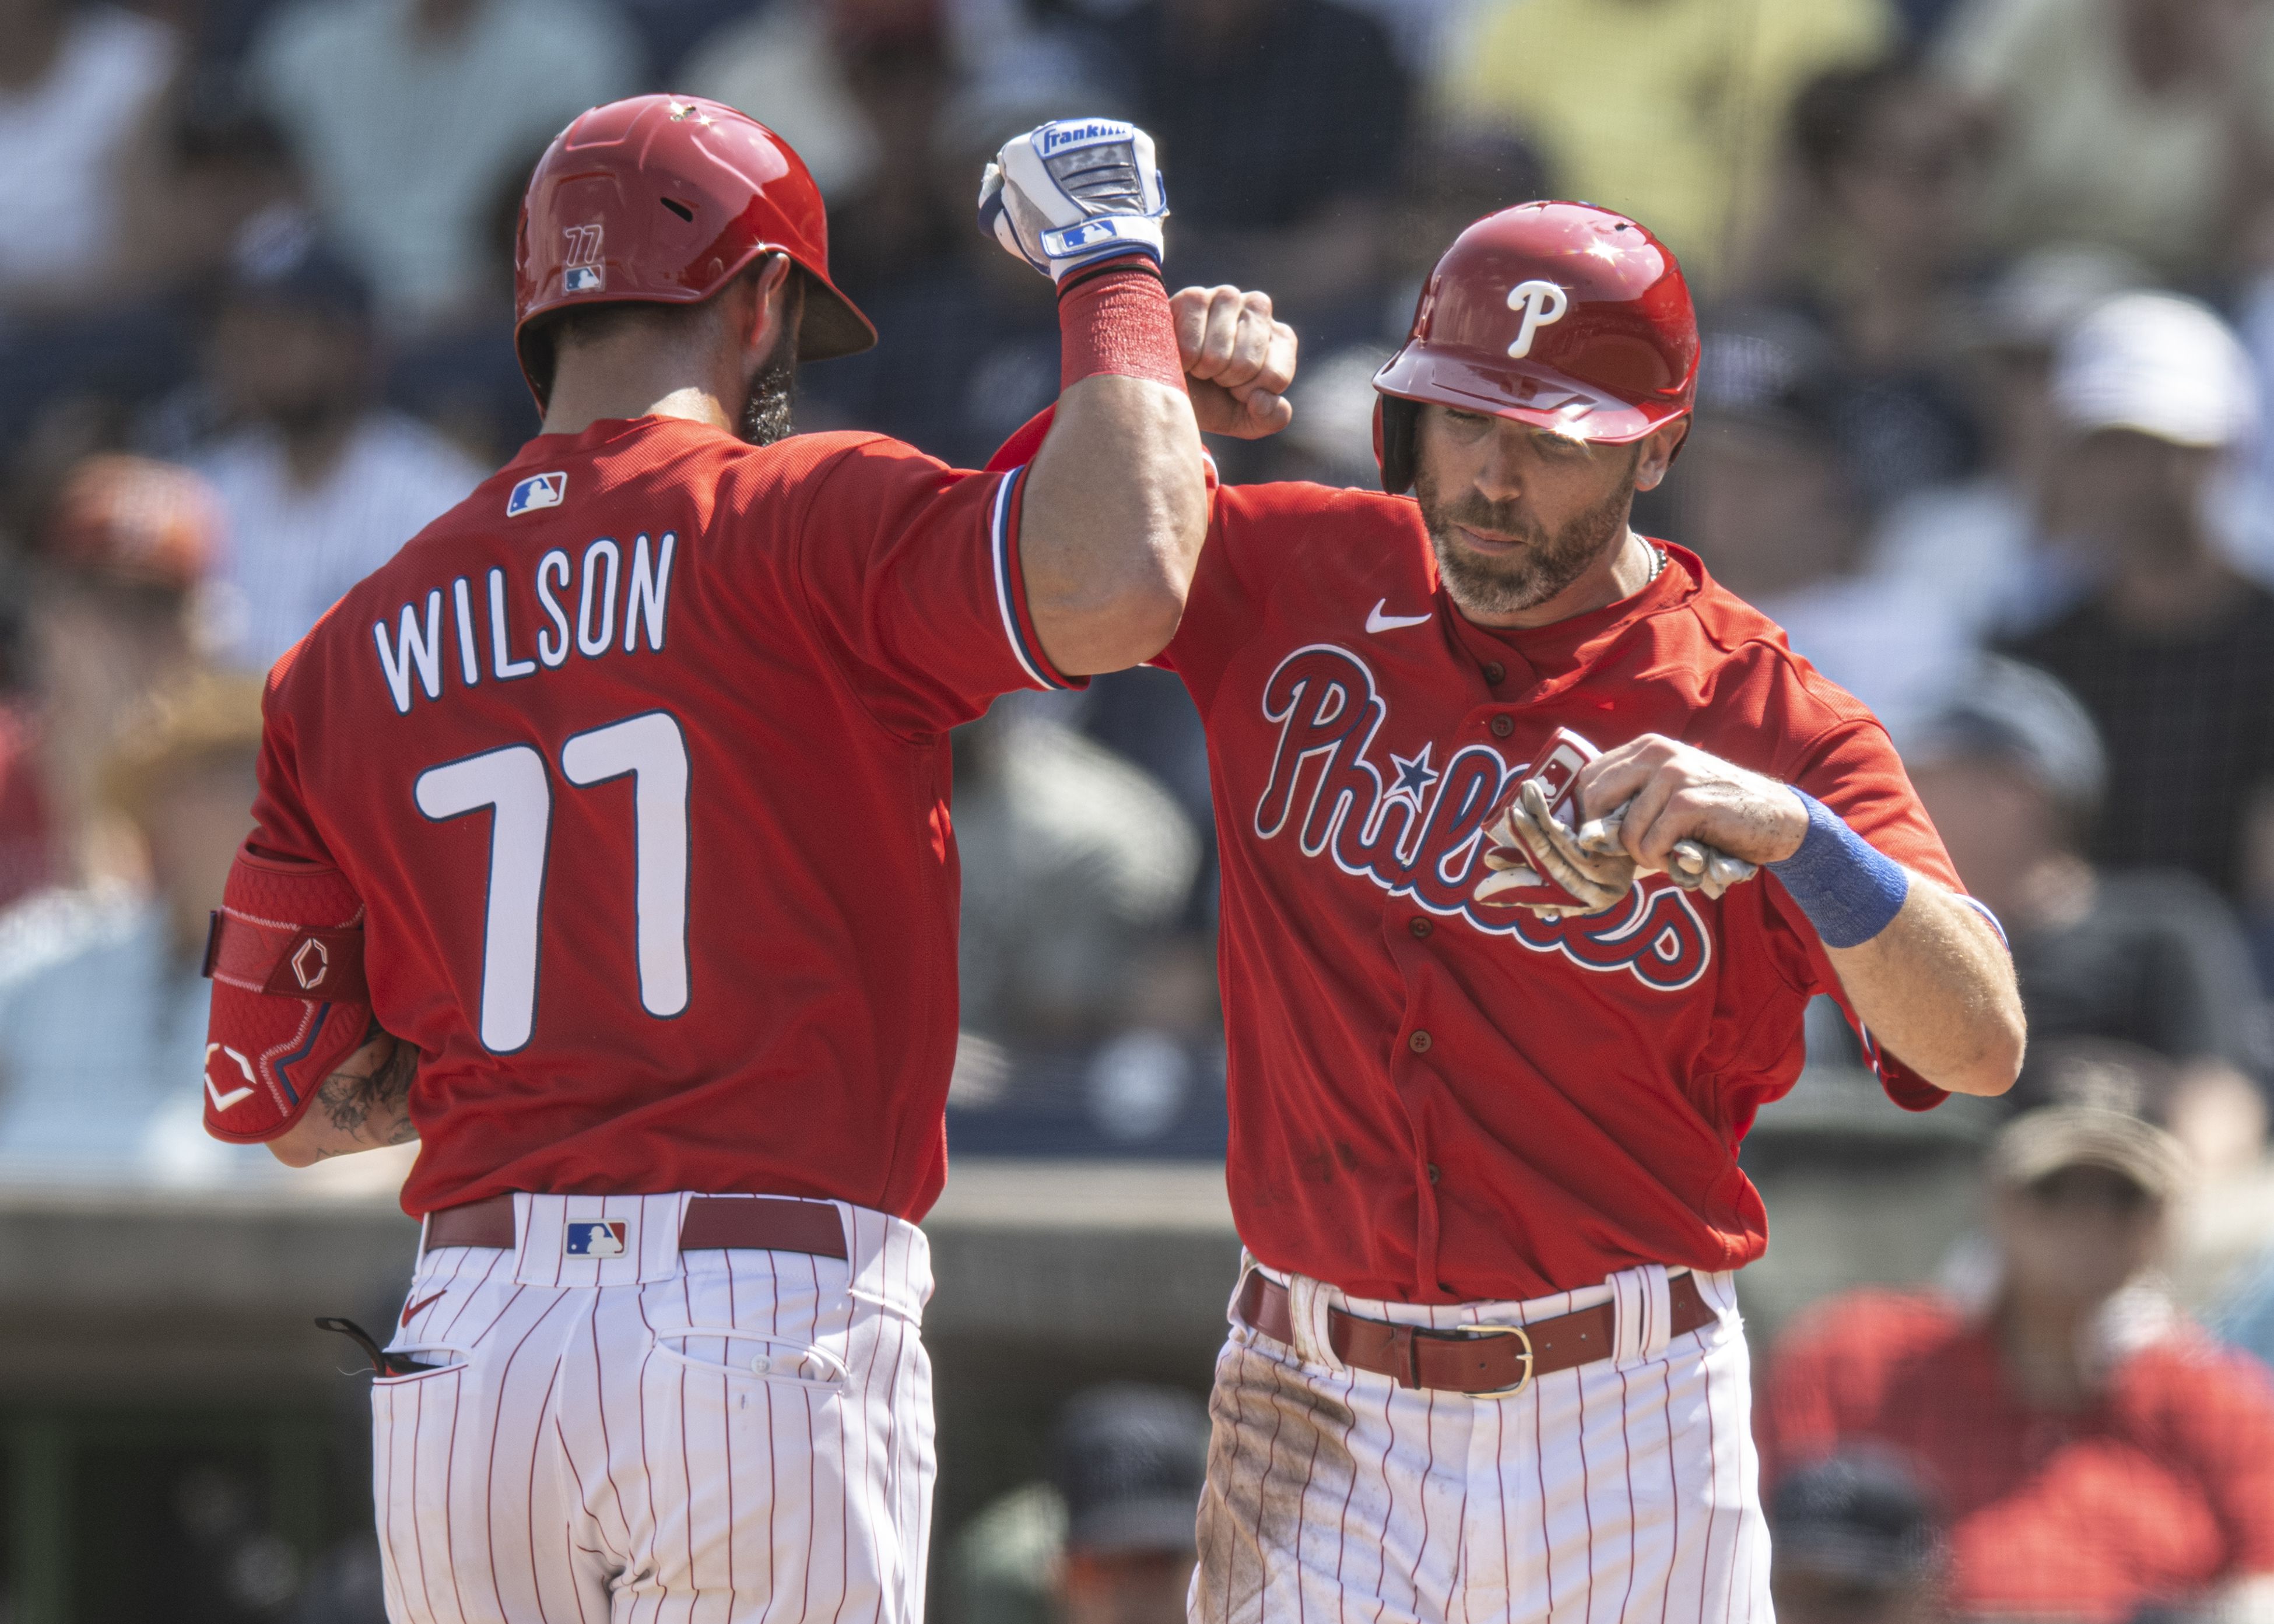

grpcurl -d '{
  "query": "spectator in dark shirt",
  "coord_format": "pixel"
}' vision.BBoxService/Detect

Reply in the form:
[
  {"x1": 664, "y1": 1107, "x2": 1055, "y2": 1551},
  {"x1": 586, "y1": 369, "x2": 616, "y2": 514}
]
[
  {"x1": 1907, "y1": 656, "x2": 2269, "y2": 1172},
  {"x1": 1749, "y1": 57, "x2": 1989, "y2": 514},
  {"x1": 1097, "y1": 0, "x2": 1410, "y2": 314},
  {"x1": 2000, "y1": 293, "x2": 2271, "y2": 908}
]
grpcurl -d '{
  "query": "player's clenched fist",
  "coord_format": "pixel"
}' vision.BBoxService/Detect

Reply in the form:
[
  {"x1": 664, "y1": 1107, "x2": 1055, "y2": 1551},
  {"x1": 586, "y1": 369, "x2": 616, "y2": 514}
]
[
  {"x1": 1170, "y1": 285, "x2": 1297, "y2": 438},
  {"x1": 1575, "y1": 734, "x2": 1809, "y2": 873}
]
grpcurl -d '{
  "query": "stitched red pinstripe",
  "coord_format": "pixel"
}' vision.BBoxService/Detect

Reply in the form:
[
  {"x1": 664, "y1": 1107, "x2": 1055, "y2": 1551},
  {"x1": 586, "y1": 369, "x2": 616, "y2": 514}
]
[
  {"x1": 1719, "y1": 1337, "x2": 1746, "y2": 1624},
  {"x1": 1325, "y1": 1352, "x2": 1361, "y2": 1624},
  {"x1": 408, "y1": 1380, "x2": 438, "y2": 1621},
  {"x1": 553, "y1": 1410, "x2": 599, "y2": 1624},
  {"x1": 1405, "y1": 1388, "x2": 1438, "y2": 1616},
  {"x1": 431, "y1": 1247, "x2": 506, "y2": 1342},
  {"x1": 376, "y1": 1386, "x2": 411, "y2": 1617},
  {"x1": 525, "y1": 1356, "x2": 568, "y2": 1624},
  {"x1": 799, "y1": 1252, "x2": 820, "y2": 1624},
  {"x1": 756, "y1": 1256, "x2": 781, "y2": 1624},
  {"x1": 1490, "y1": 1384, "x2": 1508, "y2": 1622},
  {"x1": 1363, "y1": 1356, "x2": 1395, "y2": 1624},
  {"x1": 587, "y1": 1297, "x2": 637, "y2": 1554},
  {"x1": 1696, "y1": 1329, "x2": 1720, "y2": 1624},
  {"x1": 832, "y1": 1231, "x2": 878, "y2": 1624},
  {"x1": 438, "y1": 1362, "x2": 471, "y2": 1624},
  {"x1": 1575, "y1": 1363, "x2": 1599, "y2": 1620},
  {"x1": 562, "y1": 1524, "x2": 591, "y2": 1624},
  {"x1": 1216, "y1": 1339, "x2": 1254, "y2": 1622},
  {"x1": 474, "y1": 1289, "x2": 550, "y2": 1616},
  {"x1": 1250, "y1": 1336, "x2": 1290, "y2": 1622},
  {"x1": 630, "y1": 1278, "x2": 668, "y2": 1620},
  {"x1": 1656, "y1": 1361, "x2": 1676, "y2": 1624},
  {"x1": 723, "y1": 1249, "x2": 739, "y2": 1602},
  {"x1": 873, "y1": 1228, "x2": 907, "y2": 1615},
  {"x1": 1531, "y1": 1378, "x2": 1554, "y2": 1612},
  {"x1": 1286, "y1": 1363, "x2": 1326, "y2": 1624},
  {"x1": 638, "y1": 1274, "x2": 697, "y2": 1600},
  {"x1": 1615, "y1": 1365, "x2": 1640, "y2": 1622}
]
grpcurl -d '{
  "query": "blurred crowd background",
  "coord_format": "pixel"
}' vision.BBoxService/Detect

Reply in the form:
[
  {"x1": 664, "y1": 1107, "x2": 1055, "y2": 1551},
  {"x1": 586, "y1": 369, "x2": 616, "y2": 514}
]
[{"x1": 9, "y1": 0, "x2": 2274, "y2": 1617}]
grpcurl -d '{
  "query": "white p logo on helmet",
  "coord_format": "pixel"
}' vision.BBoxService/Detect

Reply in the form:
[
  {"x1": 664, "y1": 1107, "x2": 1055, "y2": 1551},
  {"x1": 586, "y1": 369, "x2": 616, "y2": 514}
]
[{"x1": 1506, "y1": 280, "x2": 1570, "y2": 360}]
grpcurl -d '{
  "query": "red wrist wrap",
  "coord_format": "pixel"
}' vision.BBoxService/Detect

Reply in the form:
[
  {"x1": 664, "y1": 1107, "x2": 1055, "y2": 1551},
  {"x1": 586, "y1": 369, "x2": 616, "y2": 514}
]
[{"x1": 1057, "y1": 256, "x2": 1187, "y2": 394}]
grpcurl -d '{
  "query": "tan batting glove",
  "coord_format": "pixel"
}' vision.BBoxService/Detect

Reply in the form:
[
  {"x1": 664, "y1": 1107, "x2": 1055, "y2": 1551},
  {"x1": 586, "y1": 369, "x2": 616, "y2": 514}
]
[
  {"x1": 1476, "y1": 778, "x2": 1636, "y2": 918},
  {"x1": 1573, "y1": 808, "x2": 1759, "y2": 901}
]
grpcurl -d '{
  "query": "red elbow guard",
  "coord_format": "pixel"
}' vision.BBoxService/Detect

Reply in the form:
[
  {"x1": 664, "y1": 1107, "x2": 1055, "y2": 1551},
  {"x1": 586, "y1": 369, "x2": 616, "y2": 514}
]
[{"x1": 201, "y1": 845, "x2": 373, "y2": 1143}]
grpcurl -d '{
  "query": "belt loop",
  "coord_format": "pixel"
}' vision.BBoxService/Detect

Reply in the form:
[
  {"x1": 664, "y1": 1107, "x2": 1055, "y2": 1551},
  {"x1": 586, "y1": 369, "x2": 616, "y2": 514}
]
[
  {"x1": 1285, "y1": 1273, "x2": 1343, "y2": 1373},
  {"x1": 1610, "y1": 1264, "x2": 1675, "y2": 1367},
  {"x1": 1391, "y1": 1323, "x2": 1419, "y2": 1389}
]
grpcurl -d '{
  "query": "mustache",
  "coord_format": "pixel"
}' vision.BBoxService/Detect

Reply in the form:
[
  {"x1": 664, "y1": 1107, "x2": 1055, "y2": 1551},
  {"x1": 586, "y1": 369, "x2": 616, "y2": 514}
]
[{"x1": 1434, "y1": 493, "x2": 1547, "y2": 545}]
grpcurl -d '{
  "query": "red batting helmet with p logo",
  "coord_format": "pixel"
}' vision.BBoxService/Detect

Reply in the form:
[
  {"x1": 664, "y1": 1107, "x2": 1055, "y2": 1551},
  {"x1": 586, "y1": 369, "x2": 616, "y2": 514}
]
[
  {"x1": 513, "y1": 94, "x2": 878, "y2": 408},
  {"x1": 1373, "y1": 201, "x2": 1698, "y2": 493}
]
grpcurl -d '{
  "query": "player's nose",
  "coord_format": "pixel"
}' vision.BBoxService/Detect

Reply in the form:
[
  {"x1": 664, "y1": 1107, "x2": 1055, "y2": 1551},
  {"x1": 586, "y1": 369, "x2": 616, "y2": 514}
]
[{"x1": 1472, "y1": 423, "x2": 1532, "y2": 502}]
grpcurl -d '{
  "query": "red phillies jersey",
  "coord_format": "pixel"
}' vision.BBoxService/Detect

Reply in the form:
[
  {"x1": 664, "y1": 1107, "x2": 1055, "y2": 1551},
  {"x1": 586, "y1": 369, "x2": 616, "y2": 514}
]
[
  {"x1": 244, "y1": 416, "x2": 1078, "y2": 1219},
  {"x1": 1157, "y1": 482, "x2": 1964, "y2": 1302},
  {"x1": 1760, "y1": 1291, "x2": 2274, "y2": 1618}
]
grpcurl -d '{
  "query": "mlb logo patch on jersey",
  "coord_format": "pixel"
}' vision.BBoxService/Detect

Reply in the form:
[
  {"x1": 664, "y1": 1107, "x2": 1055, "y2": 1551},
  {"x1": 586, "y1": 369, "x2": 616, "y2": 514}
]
[
  {"x1": 507, "y1": 472, "x2": 567, "y2": 517},
  {"x1": 564, "y1": 1220, "x2": 629, "y2": 1258}
]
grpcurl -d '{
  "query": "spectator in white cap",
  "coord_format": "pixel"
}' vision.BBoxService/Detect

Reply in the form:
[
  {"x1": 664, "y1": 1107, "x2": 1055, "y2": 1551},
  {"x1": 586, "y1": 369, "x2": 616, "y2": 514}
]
[
  {"x1": 2002, "y1": 292, "x2": 2274, "y2": 923},
  {"x1": 1866, "y1": 244, "x2": 2147, "y2": 642}
]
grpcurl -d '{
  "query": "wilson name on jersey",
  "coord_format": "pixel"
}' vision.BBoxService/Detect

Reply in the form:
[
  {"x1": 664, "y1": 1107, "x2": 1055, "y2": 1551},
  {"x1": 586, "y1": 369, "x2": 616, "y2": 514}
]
[{"x1": 371, "y1": 530, "x2": 677, "y2": 713}]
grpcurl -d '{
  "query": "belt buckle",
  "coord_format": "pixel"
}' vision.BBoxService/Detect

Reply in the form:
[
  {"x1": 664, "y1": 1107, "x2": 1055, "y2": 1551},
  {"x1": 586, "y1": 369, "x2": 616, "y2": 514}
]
[{"x1": 1454, "y1": 1322, "x2": 1535, "y2": 1399}]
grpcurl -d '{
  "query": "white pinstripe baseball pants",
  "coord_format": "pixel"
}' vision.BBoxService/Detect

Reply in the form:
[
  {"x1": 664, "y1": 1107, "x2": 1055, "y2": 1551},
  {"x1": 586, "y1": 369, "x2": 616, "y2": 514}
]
[
  {"x1": 1194, "y1": 1261, "x2": 1771, "y2": 1624},
  {"x1": 370, "y1": 1193, "x2": 936, "y2": 1624}
]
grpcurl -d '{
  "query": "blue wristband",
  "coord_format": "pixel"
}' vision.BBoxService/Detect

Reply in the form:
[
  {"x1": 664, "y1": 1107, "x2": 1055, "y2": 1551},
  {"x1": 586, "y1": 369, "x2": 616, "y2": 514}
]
[{"x1": 1766, "y1": 789, "x2": 1909, "y2": 948}]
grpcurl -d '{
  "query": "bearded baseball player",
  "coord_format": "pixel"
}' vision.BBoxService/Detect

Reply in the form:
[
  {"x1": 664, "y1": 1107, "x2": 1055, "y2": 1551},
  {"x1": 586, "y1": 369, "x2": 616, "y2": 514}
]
[
  {"x1": 195, "y1": 97, "x2": 1294, "y2": 1622},
  {"x1": 1153, "y1": 203, "x2": 2023, "y2": 1618}
]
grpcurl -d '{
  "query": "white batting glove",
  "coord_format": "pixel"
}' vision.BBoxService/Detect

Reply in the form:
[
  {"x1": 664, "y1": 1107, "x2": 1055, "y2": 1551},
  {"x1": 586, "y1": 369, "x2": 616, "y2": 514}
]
[{"x1": 978, "y1": 118, "x2": 1168, "y2": 282}]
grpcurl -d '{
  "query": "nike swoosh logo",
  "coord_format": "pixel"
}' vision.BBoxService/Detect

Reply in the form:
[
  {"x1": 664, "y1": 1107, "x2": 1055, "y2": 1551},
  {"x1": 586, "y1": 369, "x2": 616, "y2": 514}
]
[
  {"x1": 401, "y1": 1291, "x2": 447, "y2": 1329},
  {"x1": 204, "y1": 1043, "x2": 255, "y2": 1113},
  {"x1": 1367, "y1": 599, "x2": 1434, "y2": 633}
]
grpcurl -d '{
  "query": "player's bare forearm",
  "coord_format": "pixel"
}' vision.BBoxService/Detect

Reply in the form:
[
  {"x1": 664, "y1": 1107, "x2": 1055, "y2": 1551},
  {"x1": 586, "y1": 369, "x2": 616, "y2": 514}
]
[
  {"x1": 267, "y1": 1023, "x2": 420, "y2": 1167},
  {"x1": 1576, "y1": 733, "x2": 2024, "y2": 1098},
  {"x1": 1021, "y1": 373, "x2": 1209, "y2": 675},
  {"x1": 1823, "y1": 879, "x2": 2024, "y2": 1096}
]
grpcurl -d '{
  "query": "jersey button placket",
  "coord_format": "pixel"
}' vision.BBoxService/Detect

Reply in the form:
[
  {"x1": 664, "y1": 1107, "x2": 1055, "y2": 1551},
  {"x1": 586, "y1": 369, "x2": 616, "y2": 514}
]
[
  {"x1": 1489, "y1": 713, "x2": 1514, "y2": 739},
  {"x1": 1483, "y1": 661, "x2": 1505, "y2": 687},
  {"x1": 1408, "y1": 1029, "x2": 1432, "y2": 1053},
  {"x1": 1409, "y1": 916, "x2": 1433, "y2": 939}
]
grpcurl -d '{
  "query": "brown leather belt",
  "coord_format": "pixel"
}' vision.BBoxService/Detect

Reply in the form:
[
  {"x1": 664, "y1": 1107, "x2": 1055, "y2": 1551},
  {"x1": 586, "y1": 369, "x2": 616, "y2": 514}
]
[
  {"x1": 1236, "y1": 1269, "x2": 1714, "y2": 1397},
  {"x1": 423, "y1": 1194, "x2": 848, "y2": 1260}
]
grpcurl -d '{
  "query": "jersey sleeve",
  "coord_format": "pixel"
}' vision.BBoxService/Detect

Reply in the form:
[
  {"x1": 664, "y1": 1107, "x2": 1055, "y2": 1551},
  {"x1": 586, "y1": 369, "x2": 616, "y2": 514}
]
[
  {"x1": 1774, "y1": 713, "x2": 1974, "y2": 1111},
  {"x1": 247, "y1": 648, "x2": 341, "y2": 870},
  {"x1": 795, "y1": 435, "x2": 1085, "y2": 737}
]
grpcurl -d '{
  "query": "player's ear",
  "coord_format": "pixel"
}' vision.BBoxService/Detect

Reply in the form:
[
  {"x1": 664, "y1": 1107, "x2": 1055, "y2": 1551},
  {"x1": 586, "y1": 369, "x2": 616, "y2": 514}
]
[
  {"x1": 1631, "y1": 418, "x2": 1688, "y2": 492},
  {"x1": 738, "y1": 253, "x2": 797, "y2": 365}
]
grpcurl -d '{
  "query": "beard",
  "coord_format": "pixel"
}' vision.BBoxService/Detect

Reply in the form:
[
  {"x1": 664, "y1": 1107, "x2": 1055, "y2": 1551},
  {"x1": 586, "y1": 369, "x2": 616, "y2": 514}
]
[
  {"x1": 739, "y1": 332, "x2": 798, "y2": 447},
  {"x1": 737, "y1": 278, "x2": 805, "y2": 447},
  {"x1": 1417, "y1": 447, "x2": 1639, "y2": 618}
]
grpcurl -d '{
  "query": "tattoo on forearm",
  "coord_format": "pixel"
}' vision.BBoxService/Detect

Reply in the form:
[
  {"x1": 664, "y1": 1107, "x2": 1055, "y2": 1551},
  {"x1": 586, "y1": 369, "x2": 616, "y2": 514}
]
[{"x1": 311, "y1": 1024, "x2": 420, "y2": 1155}]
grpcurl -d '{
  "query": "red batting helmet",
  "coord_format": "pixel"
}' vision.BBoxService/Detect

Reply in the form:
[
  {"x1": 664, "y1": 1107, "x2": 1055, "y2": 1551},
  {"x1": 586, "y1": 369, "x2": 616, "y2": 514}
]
[
  {"x1": 514, "y1": 94, "x2": 877, "y2": 407},
  {"x1": 1373, "y1": 201, "x2": 1698, "y2": 494}
]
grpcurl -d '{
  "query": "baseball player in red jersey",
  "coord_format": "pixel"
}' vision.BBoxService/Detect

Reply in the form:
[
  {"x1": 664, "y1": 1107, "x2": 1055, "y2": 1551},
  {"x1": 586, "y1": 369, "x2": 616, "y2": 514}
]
[
  {"x1": 194, "y1": 97, "x2": 1293, "y2": 1623},
  {"x1": 1150, "y1": 204, "x2": 2026, "y2": 1620}
]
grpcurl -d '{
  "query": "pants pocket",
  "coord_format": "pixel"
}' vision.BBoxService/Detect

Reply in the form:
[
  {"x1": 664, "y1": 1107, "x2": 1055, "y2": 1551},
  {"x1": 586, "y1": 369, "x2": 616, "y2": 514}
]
[{"x1": 370, "y1": 1363, "x2": 467, "y2": 1624}]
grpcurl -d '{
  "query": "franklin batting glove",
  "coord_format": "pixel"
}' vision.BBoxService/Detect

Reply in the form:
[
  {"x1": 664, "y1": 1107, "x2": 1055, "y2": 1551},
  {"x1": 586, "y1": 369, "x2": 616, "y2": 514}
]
[{"x1": 978, "y1": 118, "x2": 1168, "y2": 282}]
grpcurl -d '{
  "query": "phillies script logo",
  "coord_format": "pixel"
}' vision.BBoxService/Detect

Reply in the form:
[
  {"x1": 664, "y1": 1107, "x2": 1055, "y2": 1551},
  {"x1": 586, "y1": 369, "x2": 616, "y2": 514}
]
[{"x1": 1254, "y1": 644, "x2": 1712, "y2": 992}]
